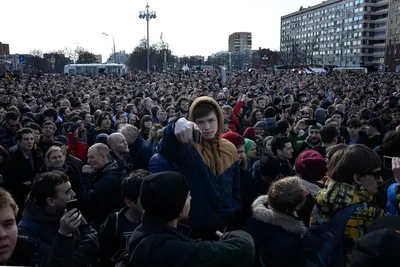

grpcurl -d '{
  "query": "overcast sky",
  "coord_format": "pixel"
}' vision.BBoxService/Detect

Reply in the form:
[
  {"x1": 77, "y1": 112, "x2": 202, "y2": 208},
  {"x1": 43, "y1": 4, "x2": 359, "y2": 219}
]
[{"x1": 2, "y1": 0, "x2": 321, "y2": 61}]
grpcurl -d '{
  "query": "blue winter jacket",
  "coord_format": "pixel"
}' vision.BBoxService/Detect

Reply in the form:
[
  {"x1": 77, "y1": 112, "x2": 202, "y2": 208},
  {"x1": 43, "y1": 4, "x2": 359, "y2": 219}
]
[{"x1": 153, "y1": 97, "x2": 242, "y2": 232}]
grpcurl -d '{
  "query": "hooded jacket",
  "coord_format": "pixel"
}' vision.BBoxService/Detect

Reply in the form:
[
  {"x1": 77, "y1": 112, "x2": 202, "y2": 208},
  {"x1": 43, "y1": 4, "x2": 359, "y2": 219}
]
[
  {"x1": 128, "y1": 213, "x2": 255, "y2": 267},
  {"x1": 80, "y1": 161, "x2": 124, "y2": 228},
  {"x1": 312, "y1": 180, "x2": 390, "y2": 264},
  {"x1": 18, "y1": 197, "x2": 99, "y2": 267},
  {"x1": 244, "y1": 196, "x2": 307, "y2": 267},
  {"x1": 155, "y1": 96, "x2": 241, "y2": 235}
]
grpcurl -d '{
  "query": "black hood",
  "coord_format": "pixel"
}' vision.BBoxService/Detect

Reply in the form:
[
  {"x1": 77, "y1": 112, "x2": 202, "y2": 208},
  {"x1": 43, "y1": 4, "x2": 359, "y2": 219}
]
[{"x1": 21, "y1": 197, "x2": 61, "y2": 224}]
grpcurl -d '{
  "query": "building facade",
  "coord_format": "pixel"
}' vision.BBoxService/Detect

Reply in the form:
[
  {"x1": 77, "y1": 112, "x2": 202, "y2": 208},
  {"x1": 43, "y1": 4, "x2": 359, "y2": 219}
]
[
  {"x1": 280, "y1": 0, "x2": 389, "y2": 69},
  {"x1": 0, "y1": 42, "x2": 10, "y2": 55},
  {"x1": 386, "y1": 0, "x2": 400, "y2": 71},
  {"x1": 228, "y1": 32, "x2": 252, "y2": 53}
]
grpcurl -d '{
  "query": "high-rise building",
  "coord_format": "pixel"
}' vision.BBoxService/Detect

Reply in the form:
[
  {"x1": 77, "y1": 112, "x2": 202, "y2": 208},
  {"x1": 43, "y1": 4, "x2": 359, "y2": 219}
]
[
  {"x1": 280, "y1": 0, "x2": 389, "y2": 68},
  {"x1": 0, "y1": 42, "x2": 10, "y2": 55},
  {"x1": 228, "y1": 32, "x2": 252, "y2": 53},
  {"x1": 386, "y1": 0, "x2": 400, "y2": 71}
]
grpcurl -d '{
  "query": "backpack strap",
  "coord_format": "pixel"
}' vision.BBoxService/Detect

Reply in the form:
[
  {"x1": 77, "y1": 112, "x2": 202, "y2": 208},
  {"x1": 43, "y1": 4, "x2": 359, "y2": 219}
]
[{"x1": 329, "y1": 203, "x2": 362, "y2": 234}]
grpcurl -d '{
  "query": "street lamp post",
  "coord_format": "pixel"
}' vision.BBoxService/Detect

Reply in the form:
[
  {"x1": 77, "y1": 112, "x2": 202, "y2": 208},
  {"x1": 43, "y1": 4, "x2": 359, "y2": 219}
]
[
  {"x1": 102, "y1": 32, "x2": 117, "y2": 63},
  {"x1": 139, "y1": 3, "x2": 157, "y2": 73}
]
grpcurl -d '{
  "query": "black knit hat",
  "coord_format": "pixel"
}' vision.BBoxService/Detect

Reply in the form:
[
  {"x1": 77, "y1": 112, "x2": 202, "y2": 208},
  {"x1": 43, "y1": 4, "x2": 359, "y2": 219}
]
[
  {"x1": 260, "y1": 155, "x2": 281, "y2": 179},
  {"x1": 140, "y1": 171, "x2": 189, "y2": 222}
]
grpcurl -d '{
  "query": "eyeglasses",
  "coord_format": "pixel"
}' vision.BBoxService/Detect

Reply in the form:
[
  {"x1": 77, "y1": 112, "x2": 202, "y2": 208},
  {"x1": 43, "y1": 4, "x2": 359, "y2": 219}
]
[{"x1": 360, "y1": 171, "x2": 381, "y2": 180}]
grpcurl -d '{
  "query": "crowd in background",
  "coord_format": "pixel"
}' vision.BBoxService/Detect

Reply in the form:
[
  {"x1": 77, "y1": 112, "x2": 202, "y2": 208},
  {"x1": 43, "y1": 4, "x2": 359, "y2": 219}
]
[{"x1": 1, "y1": 69, "x2": 400, "y2": 266}]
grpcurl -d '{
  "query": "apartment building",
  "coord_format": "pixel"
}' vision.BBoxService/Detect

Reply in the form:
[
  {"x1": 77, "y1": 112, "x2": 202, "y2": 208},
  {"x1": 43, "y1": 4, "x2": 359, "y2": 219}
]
[
  {"x1": 386, "y1": 0, "x2": 400, "y2": 71},
  {"x1": 228, "y1": 32, "x2": 252, "y2": 53},
  {"x1": 280, "y1": 0, "x2": 389, "y2": 69}
]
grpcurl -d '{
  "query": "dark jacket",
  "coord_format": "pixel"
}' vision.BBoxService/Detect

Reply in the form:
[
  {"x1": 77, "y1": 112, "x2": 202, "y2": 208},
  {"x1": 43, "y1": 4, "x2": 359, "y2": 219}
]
[
  {"x1": 297, "y1": 180, "x2": 321, "y2": 227},
  {"x1": 128, "y1": 213, "x2": 255, "y2": 267},
  {"x1": 98, "y1": 208, "x2": 140, "y2": 267},
  {"x1": 110, "y1": 151, "x2": 134, "y2": 176},
  {"x1": 5, "y1": 236, "x2": 40, "y2": 266},
  {"x1": 155, "y1": 97, "x2": 242, "y2": 238},
  {"x1": 244, "y1": 196, "x2": 307, "y2": 267},
  {"x1": 368, "y1": 134, "x2": 383, "y2": 150},
  {"x1": 80, "y1": 161, "x2": 124, "y2": 229},
  {"x1": 344, "y1": 131, "x2": 371, "y2": 147},
  {"x1": 67, "y1": 154, "x2": 84, "y2": 172},
  {"x1": 0, "y1": 122, "x2": 17, "y2": 150},
  {"x1": 3, "y1": 149, "x2": 43, "y2": 215},
  {"x1": 18, "y1": 198, "x2": 99, "y2": 267},
  {"x1": 128, "y1": 135, "x2": 152, "y2": 170}
]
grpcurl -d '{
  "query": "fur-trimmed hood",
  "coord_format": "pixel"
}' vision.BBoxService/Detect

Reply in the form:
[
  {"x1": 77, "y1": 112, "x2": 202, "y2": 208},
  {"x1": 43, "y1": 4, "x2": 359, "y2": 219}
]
[
  {"x1": 251, "y1": 195, "x2": 307, "y2": 235},
  {"x1": 301, "y1": 179, "x2": 322, "y2": 198}
]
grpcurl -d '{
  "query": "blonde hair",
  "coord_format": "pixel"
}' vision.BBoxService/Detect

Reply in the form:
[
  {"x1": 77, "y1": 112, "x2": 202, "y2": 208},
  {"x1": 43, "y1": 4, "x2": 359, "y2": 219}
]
[
  {"x1": 0, "y1": 188, "x2": 18, "y2": 217},
  {"x1": 45, "y1": 146, "x2": 65, "y2": 166},
  {"x1": 268, "y1": 176, "x2": 306, "y2": 214}
]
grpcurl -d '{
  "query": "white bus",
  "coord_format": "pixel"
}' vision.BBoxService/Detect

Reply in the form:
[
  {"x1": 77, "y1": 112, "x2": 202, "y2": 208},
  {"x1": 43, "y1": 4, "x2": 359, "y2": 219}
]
[
  {"x1": 333, "y1": 67, "x2": 368, "y2": 74},
  {"x1": 64, "y1": 63, "x2": 128, "y2": 75}
]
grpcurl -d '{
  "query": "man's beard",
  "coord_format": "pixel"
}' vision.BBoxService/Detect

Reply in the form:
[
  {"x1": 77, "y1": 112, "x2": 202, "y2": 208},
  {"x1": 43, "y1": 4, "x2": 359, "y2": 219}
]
[{"x1": 180, "y1": 108, "x2": 188, "y2": 113}]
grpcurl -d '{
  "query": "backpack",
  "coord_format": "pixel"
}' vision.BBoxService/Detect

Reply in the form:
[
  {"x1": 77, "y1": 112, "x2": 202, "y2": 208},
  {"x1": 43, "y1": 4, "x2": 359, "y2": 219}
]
[{"x1": 302, "y1": 203, "x2": 361, "y2": 267}]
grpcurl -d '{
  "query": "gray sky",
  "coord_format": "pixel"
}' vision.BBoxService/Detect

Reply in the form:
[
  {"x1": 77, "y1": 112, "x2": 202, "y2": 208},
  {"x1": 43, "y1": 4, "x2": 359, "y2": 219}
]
[{"x1": 2, "y1": 0, "x2": 321, "y2": 61}]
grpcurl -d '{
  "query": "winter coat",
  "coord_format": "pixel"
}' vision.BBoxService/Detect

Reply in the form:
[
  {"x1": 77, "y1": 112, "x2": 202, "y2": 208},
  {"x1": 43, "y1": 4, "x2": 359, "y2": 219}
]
[
  {"x1": 0, "y1": 122, "x2": 17, "y2": 150},
  {"x1": 128, "y1": 213, "x2": 255, "y2": 267},
  {"x1": 313, "y1": 179, "x2": 394, "y2": 264},
  {"x1": 244, "y1": 196, "x2": 307, "y2": 267},
  {"x1": 155, "y1": 97, "x2": 242, "y2": 238},
  {"x1": 80, "y1": 161, "x2": 124, "y2": 229},
  {"x1": 3, "y1": 149, "x2": 43, "y2": 215},
  {"x1": 128, "y1": 135, "x2": 152, "y2": 170},
  {"x1": 98, "y1": 208, "x2": 140, "y2": 267},
  {"x1": 18, "y1": 198, "x2": 99, "y2": 267},
  {"x1": 67, "y1": 133, "x2": 88, "y2": 161},
  {"x1": 289, "y1": 130, "x2": 322, "y2": 159},
  {"x1": 4, "y1": 237, "x2": 40, "y2": 266},
  {"x1": 344, "y1": 131, "x2": 371, "y2": 147}
]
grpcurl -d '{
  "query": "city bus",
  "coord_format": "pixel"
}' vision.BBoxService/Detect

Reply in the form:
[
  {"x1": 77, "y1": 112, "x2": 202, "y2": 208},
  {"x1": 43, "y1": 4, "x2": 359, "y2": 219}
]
[
  {"x1": 64, "y1": 63, "x2": 128, "y2": 75},
  {"x1": 333, "y1": 67, "x2": 368, "y2": 74}
]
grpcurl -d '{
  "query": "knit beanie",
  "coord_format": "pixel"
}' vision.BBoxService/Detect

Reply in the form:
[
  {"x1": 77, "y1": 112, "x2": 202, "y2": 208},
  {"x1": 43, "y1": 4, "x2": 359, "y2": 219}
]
[
  {"x1": 295, "y1": 150, "x2": 327, "y2": 183},
  {"x1": 222, "y1": 132, "x2": 245, "y2": 148},
  {"x1": 243, "y1": 127, "x2": 256, "y2": 142},
  {"x1": 244, "y1": 138, "x2": 256, "y2": 154},
  {"x1": 260, "y1": 155, "x2": 281, "y2": 179},
  {"x1": 141, "y1": 171, "x2": 189, "y2": 222},
  {"x1": 254, "y1": 121, "x2": 269, "y2": 132}
]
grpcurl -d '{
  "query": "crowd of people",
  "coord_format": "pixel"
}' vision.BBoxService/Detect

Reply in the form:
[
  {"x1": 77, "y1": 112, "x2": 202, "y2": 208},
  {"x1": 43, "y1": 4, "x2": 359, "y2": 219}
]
[{"x1": 0, "y1": 69, "x2": 400, "y2": 266}]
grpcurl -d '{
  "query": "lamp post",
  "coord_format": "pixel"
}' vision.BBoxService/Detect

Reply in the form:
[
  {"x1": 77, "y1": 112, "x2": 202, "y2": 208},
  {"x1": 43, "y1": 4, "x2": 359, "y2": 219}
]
[
  {"x1": 102, "y1": 32, "x2": 117, "y2": 63},
  {"x1": 139, "y1": 3, "x2": 157, "y2": 73}
]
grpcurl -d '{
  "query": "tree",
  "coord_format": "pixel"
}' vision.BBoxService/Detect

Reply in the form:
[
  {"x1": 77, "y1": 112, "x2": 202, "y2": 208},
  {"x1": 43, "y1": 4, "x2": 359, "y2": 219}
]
[
  {"x1": 126, "y1": 38, "x2": 177, "y2": 71},
  {"x1": 29, "y1": 49, "x2": 43, "y2": 58},
  {"x1": 76, "y1": 49, "x2": 98, "y2": 64}
]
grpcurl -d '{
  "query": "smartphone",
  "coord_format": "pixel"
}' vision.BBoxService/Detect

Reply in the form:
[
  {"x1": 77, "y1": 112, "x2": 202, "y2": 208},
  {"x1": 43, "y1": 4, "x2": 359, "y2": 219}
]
[
  {"x1": 66, "y1": 199, "x2": 79, "y2": 212},
  {"x1": 383, "y1": 156, "x2": 392, "y2": 170},
  {"x1": 304, "y1": 119, "x2": 317, "y2": 126},
  {"x1": 193, "y1": 129, "x2": 202, "y2": 144}
]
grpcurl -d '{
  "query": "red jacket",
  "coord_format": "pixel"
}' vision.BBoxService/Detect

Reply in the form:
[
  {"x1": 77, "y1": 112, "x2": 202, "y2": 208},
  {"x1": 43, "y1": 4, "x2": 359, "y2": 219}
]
[
  {"x1": 67, "y1": 133, "x2": 87, "y2": 161},
  {"x1": 228, "y1": 101, "x2": 243, "y2": 133}
]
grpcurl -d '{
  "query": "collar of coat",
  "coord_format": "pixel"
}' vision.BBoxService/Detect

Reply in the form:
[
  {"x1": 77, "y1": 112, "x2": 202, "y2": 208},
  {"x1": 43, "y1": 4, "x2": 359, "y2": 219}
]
[{"x1": 251, "y1": 195, "x2": 307, "y2": 235}]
